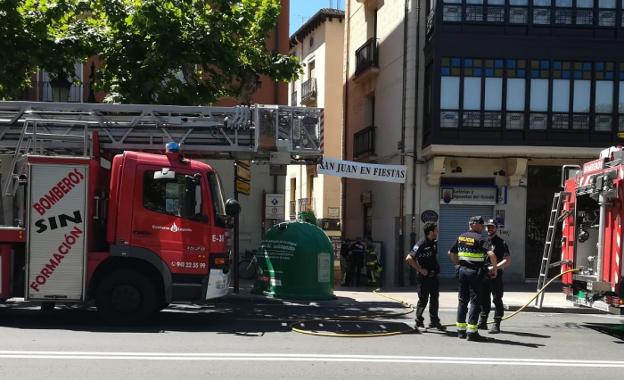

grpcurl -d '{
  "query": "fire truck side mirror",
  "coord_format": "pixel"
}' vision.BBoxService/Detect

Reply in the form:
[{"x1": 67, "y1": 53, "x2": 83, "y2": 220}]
[
  {"x1": 561, "y1": 165, "x2": 581, "y2": 188},
  {"x1": 225, "y1": 198, "x2": 241, "y2": 217}
]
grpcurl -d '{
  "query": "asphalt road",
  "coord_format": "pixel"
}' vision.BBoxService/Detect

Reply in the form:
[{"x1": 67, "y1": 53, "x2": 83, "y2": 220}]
[{"x1": 0, "y1": 295, "x2": 622, "y2": 380}]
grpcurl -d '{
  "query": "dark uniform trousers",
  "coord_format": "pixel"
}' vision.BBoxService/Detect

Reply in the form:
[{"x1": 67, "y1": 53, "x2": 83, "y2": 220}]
[
  {"x1": 480, "y1": 270, "x2": 504, "y2": 321},
  {"x1": 457, "y1": 266, "x2": 483, "y2": 329},
  {"x1": 416, "y1": 274, "x2": 440, "y2": 324}
]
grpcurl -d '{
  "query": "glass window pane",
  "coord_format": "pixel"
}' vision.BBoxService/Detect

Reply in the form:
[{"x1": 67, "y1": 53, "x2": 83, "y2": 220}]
[
  {"x1": 556, "y1": 0, "x2": 572, "y2": 6},
  {"x1": 510, "y1": 8, "x2": 529, "y2": 23},
  {"x1": 595, "y1": 81, "x2": 614, "y2": 113},
  {"x1": 443, "y1": 0, "x2": 462, "y2": 3},
  {"x1": 599, "y1": 0, "x2": 615, "y2": 7},
  {"x1": 464, "y1": 77, "x2": 482, "y2": 110},
  {"x1": 533, "y1": 9, "x2": 551, "y2": 24},
  {"x1": 534, "y1": 0, "x2": 551, "y2": 5},
  {"x1": 510, "y1": 0, "x2": 528, "y2": 4},
  {"x1": 467, "y1": 0, "x2": 484, "y2": 3},
  {"x1": 507, "y1": 79, "x2": 526, "y2": 111},
  {"x1": 441, "y1": 77, "x2": 460, "y2": 109},
  {"x1": 619, "y1": 82, "x2": 624, "y2": 113},
  {"x1": 443, "y1": 6, "x2": 463, "y2": 22},
  {"x1": 577, "y1": 0, "x2": 593, "y2": 7},
  {"x1": 573, "y1": 80, "x2": 591, "y2": 112},
  {"x1": 485, "y1": 78, "x2": 502, "y2": 110},
  {"x1": 598, "y1": 10, "x2": 615, "y2": 26},
  {"x1": 530, "y1": 79, "x2": 549, "y2": 112},
  {"x1": 552, "y1": 80, "x2": 570, "y2": 112},
  {"x1": 488, "y1": 0, "x2": 505, "y2": 4}
]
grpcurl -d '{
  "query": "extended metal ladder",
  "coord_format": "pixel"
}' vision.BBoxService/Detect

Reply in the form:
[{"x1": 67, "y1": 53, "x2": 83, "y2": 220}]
[
  {"x1": 535, "y1": 191, "x2": 570, "y2": 308},
  {"x1": 0, "y1": 101, "x2": 323, "y2": 162}
]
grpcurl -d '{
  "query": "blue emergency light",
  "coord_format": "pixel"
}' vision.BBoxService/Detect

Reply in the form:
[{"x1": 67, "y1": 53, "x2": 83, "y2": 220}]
[{"x1": 166, "y1": 142, "x2": 181, "y2": 153}]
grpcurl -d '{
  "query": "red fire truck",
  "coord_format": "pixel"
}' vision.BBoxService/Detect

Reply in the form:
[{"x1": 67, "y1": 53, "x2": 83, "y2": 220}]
[
  {"x1": 556, "y1": 146, "x2": 624, "y2": 314},
  {"x1": 0, "y1": 101, "x2": 323, "y2": 322}
]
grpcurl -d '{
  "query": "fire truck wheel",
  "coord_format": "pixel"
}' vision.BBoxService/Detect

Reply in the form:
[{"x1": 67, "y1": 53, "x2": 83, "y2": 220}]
[{"x1": 96, "y1": 269, "x2": 158, "y2": 323}]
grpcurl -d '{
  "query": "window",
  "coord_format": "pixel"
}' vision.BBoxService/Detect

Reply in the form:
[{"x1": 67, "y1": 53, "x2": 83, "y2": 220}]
[
  {"x1": 488, "y1": 0, "x2": 505, "y2": 4},
  {"x1": 143, "y1": 171, "x2": 203, "y2": 219},
  {"x1": 534, "y1": 0, "x2": 551, "y2": 5},
  {"x1": 576, "y1": 0, "x2": 593, "y2": 6},
  {"x1": 485, "y1": 78, "x2": 503, "y2": 110},
  {"x1": 440, "y1": 58, "x2": 461, "y2": 128},
  {"x1": 464, "y1": 77, "x2": 482, "y2": 110},
  {"x1": 576, "y1": 9, "x2": 593, "y2": 25},
  {"x1": 619, "y1": 65, "x2": 624, "y2": 130},
  {"x1": 595, "y1": 61, "x2": 614, "y2": 131},
  {"x1": 510, "y1": 0, "x2": 528, "y2": 4},
  {"x1": 552, "y1": 80, "x2": 570, "y2": 112},
  {"x1": 533, "y1": 8, "x2": 551, "y2": 24},
  {"x1": 573, "y1": 81, "x2": 591, "y2": 112},
  {"x1": 441, "y1": 77, "x2": 460, "y2": 109},
  {"x1": 466, "y1": 5, "x2": 484, "y2": 21},
  {"x1": 530, "y1": 79, "x2": 549, "y2": 112},
  {"x1": 555, "y1": 0, "x2": 572, "y2": 5},
  {"x1": 443, "y1": 5, "x2": 463, "y2": 21},
  {"x1": 555, "y1": 9, "x2": 573, "y2": 24},
  {"x1": 507, "y1": 79, "x2": 526, "y2": 110},
  {"x1": 509, "y1": 7, "x2": 529, "y2": 23},
  {"x1": 487, "y1": 6, "x2": 505, "y2": 22}
]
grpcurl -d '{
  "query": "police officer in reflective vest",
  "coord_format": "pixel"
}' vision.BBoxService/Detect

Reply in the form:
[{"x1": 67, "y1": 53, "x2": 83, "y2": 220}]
[
  {"x1": 405, "y1": 222, "x2": 446, "y2": 332},
  {"x1": 448, "y1": 216, "x2": 498, "y2": 341},
  {"x1": 478, "y1": 219, "x2": 511, "y2": 334}
]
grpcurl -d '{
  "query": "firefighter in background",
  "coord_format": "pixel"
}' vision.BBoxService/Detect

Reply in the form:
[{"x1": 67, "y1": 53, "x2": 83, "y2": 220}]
[
  {"x1": 365, "y1": 240, "x2": 383, "y2": 287},
  {"x1": 348, "y1": 238, "x2": 366, "y2": 287},
  {"x1": 478, "y1": 219, "x2": 511, "y2": 334},
  {"x1": 448, "y1": 216, "x2": 498, "y2": 342},
  {"x1": 406, "y1": 221, "x2": 446, "y2": 331}
]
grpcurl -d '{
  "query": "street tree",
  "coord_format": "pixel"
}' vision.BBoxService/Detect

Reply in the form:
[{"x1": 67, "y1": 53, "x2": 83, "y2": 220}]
[
  {"x1": 92, "y1": 0, "x2": 301, "y2": 104},
  {"x1": 0, "y1": 0, "x2": 95, "y2": 99}
]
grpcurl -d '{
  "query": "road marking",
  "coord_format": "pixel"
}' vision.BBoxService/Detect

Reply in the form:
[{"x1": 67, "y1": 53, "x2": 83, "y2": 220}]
[{"x1": 0, "y1": 352, "x2": 622, "y2": 367}]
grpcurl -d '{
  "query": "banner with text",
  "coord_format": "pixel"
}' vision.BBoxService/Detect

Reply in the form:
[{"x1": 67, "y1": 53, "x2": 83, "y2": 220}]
[{"x1": 317, "y1": 157, "x2": 407, "y2": 183}]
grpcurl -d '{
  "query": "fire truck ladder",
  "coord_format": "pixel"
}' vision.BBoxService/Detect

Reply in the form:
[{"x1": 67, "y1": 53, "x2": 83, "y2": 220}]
[
  {"x1": 535, "y1": 191, "x2": 571, "y2": 308},
  {"x1": 0, "y1": 101, "x2": 324, "y2": 195}
]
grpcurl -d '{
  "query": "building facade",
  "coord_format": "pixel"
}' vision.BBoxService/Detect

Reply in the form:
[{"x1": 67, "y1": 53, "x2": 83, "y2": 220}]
[
  {"x1": 286, "y1": 9, "x2": 345, "y2": 245},
  {"x1": 343, "y1": 0, "x2": 621, "y2": 285}
]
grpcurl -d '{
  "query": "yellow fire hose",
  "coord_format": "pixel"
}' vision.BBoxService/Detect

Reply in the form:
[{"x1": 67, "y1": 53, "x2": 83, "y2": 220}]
[{"x1": 290, "y1": 268, "x2": 579, "y2": 337}]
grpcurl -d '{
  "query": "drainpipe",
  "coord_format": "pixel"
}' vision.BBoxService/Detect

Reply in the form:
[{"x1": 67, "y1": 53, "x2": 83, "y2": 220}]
[
  {"x1": 342, "y1": 0, "x2": 351, "y2": 239},
  {"x1": 397, "y1": 0, "x2": 410, "y2": 286},
  {"x1": 411, "y1": 0, "x2": 422, "y2": 248}
]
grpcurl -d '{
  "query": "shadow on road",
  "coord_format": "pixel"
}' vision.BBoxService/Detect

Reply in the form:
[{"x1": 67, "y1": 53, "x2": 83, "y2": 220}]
[
  {"x1": 0, "y1": 295, "x2": 415, "y2": 336},
  {"x1": 583, "y1": 322, "x2": 624, "y2": 342}
]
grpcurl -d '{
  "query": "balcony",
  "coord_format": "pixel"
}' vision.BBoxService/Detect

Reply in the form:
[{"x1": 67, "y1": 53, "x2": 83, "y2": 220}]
[
  {"x1": 291, "y1": 91, "x2": 297, "y2": 106},
  {"x1": 297, "y1": 198, "x2": 315, "y2": 213},
  {"x1": 356, "y1": 0, "x2": 384, "y2": 10},
  {"x1": 354, "y1": 38, "x2": 379, "y2": 94},
  {"x1": 289, "y1": 200, "x2": 296, "y2": 220},
  {"x1": 354, "y1": 126, "x2": 376, "y2": 159},
  {"x1": 20, "y1": 80, "x2": 83, "y2": 103},
  {"x1": 300, "y1": 78, "x2": 317, "y2": 105}
]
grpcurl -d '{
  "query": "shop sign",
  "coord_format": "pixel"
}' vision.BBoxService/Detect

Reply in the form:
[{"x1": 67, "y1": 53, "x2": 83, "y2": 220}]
[{"x1": 440, "y1": 186, "x2": 497, "y2": 205}]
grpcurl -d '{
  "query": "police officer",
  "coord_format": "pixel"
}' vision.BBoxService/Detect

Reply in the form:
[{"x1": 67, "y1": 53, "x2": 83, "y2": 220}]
[
  {"x1": 406, "y1": 222, "x2": 446, "y2": 331},
  {"x1": 448, "y1": 216, "x2": 497, "y2": 342},
  {"x1": 478, "y1": 219, "x2": 511, "y2": 334}
]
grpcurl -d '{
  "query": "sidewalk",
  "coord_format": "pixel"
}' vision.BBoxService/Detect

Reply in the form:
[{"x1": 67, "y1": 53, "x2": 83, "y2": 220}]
[
  {"x1": 333, "y1": 279, "x2": 591, "y2": 314},
  {"x1": 233, "y1": 278, "x2": 596, "y2": 314}
]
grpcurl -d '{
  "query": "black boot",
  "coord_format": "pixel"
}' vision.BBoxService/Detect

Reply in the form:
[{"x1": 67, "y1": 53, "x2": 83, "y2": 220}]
[
  {"x1": 458, "y1": 330, "x2": 467, "y2": 339},
  {"x1": 477, "y1": 315, "x2": 488, "y2": 330},
  {"x1": 489, "y1": 320, "x2": 501, "y2": 334},
  {"x1": 467, "y1": 331, "x2": 489, "y2": 342}
]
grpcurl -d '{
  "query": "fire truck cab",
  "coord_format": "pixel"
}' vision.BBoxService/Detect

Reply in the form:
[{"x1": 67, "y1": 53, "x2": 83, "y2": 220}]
[{"x1": 560, "y1": 146, "x2": 624, "y2": 313}]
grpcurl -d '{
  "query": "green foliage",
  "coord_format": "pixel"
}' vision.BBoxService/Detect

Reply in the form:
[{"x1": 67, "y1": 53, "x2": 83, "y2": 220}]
[
  {"x1": 0, "y1": 0, "x2": 94, "y2": 99},
  {"x1": 93, "y1": 0, "x2": 301, "y2": 104},
  {"x1": 0, "y1": 0, "x2": 301, "y2": 104}
]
